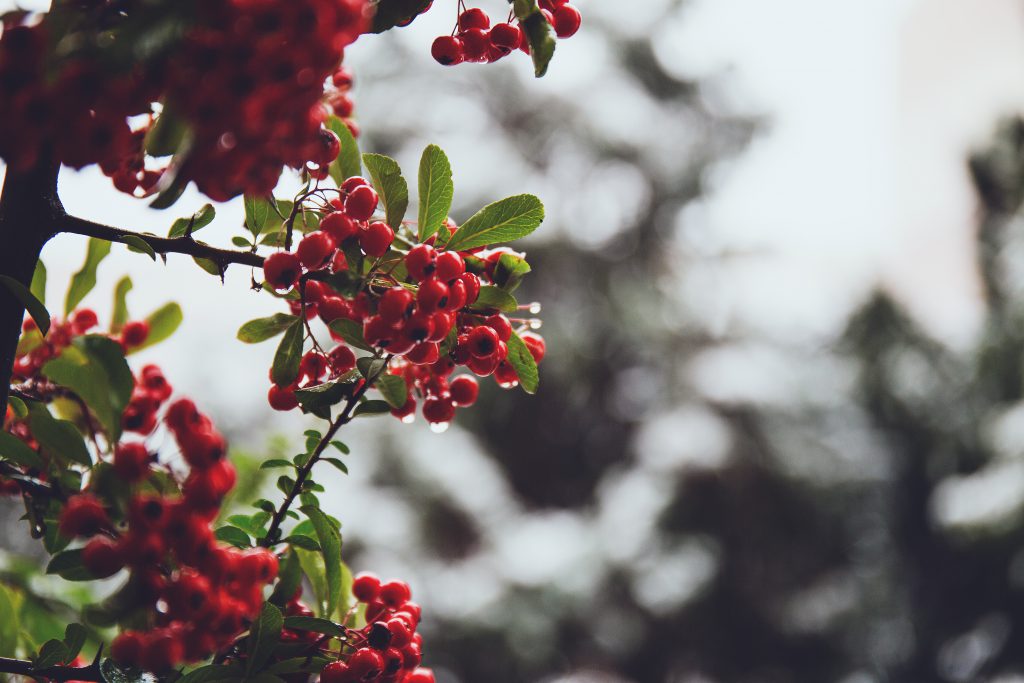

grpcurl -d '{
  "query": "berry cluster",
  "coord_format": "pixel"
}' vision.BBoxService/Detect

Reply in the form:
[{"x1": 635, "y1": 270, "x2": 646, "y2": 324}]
[
  {"x1": 431, "y1": 1, "x2": 581, "y2": 67},
  {"x1": 261, "y1": 175, "x2": 545, "y2": 426},
  {"x1": 0, "y1": 0, "x2": 369, "y2": 200},
  {"x1": 319, "y1": 573, "x2": 435, "y2": 683}
]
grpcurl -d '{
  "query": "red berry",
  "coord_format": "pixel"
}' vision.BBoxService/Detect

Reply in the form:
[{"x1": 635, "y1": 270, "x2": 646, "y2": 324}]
[
  {"x1": 435, "y1": 251, "x2": 465, "y2": 281},
  {"x1": 386, "y1": 617, "x2": 413, "y2": 648},
  {"x1": 521, "y1": 331, "x2": 546, "y2": 362},
  {"x1": 297, "y1": 231, "x2": 336, "y2": 270},
  {"x1": 313, "y1": 128, "x2": 341, "y2": 166},
  {"x1": 70, "y1": 308, "x2": 98, "y2": 333},
  {"x1": 321, "y1": 211, "x2": 359, "y2": 242},
  {"x1": 345, "y1": 185, "x2": 379, "y2": 221},
  {"x1": 122, "y1": 320, "x2": 150, "y2": 348},
  {"x1": 407, "y1": 668, "x2": 437, "y2": 683},
  {"x1": 360, "y1": 221, "x2": 394, "y2": 257},
  {"x1": 489, "y1": 23, "x2": 522, "y2": 51},
  {"x1": 417, "y1": 278, "x2": 449, "y2": 313},
  {"x1": 379, "y1": 287, "x2": 415, "y2": 324},
  {"x1": 444, "y1": 278, "x2": 467, "y2": 311},
  {"x1": 379, "y1": 580, "x2": 412, "y2": 608},
  {"x1": 460, "y1": 28, "x2": 490, "y2": 62},
  {"x1": 82, "y1": 536, "x2": 124, "y2": 578},
  {"x1": 320, "y1": 661, "x2": 353, "y2": 683},
  {"x1": 467, "y1": 325, "x2": 499, "y2": 358},
  {"x1": 59, "y1": 494, "x2": 110, "y2": 538},
  {"x1": 114, "y1": 442, "x2": 151, "y2": 482},
  {"x1": 552, "y1": 3, "x2": 581, "y2": 38},
  {"x1": 460, "y1": 272, "x2": 481, "y2": 304},
  {"x1": 348, "y1": 648, "x2": 384, "y2": 678},
  {"x1": 352, "y1": 572, "x2": 381, "y2": 602},
  {"x1": 422, "y1": 396, "x2": 456, "y2": 425},
  {"x1": 405, "y1": 244, "x2": 437, "y2": 281},
  {"x1": 403, "y1": 311, "x2": 435, "y2": 343},
  {"x1": 467, "y1": 352, "x2": 500, "y2": 377},
  {"x1": 405, "y1": 342, "x2": 439, "y2": 365},
  {"x1": 111, "y1": 632, "x2": 144, "y2": 667},
  {"x1": 485, "y1": 314, "x2": 512, "y2": 341},
  {"x1": 319, "y1": 296, "x2": 350, "y2": 323},
  {"x1": 268, "y1": 385, "x2": 298, "y2": 411},
  {"x1": 300, "y1": 351, "x2": 329, "y2": 383},
  {"x1": 459, "y1": 8, "x2": 490, "y2": 31},
  {"x1": 341, "y1": 176, "x2": 370, "y2": 193},
  {"x1": 264, "y1": 252, "x2": 302, "y2": 291},
  {"x1": 450, "y1": 375, "x2": 479, "y2": 407},
  {"x1": 329, "y1": 345, "x2": 357, "y2": 376},
  {"x1": 431, "y1": 35, "x2": 464, "y2": 66}
]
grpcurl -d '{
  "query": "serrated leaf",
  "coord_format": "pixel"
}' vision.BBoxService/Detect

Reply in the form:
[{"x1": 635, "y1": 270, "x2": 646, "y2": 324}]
[
  {"x1": 363, "y1": 153, "x2": 409, "y2": 229},
  {"x1": 514, "y1": 0, "x2": 557, "y2": 77},
  {"x1": 418, "y1": 144, "x2": 454, "y2": 242},
  {"x1": 122, "y1": 235, "x2": 156, "y2": 260},
  {"x1": 238, "y1": 314, "x2": 299, "y2": 344},
  {"x1": 111, "y1": 276, "x2": 133, "y2": 333},
  {"x1": 446, "y1": 195, "x2": 544, "y2": 251},
  {"x1": 0, "y1": 431, "x2": 43, "y2": 469},
  {"x1": 0, "y1": 274, "x2": 50, "y2": 336},
  {"x1": 29, "y1": 406, "x2": 91, "y2": 466},
  {"x1": 328, "y1": 319, "x2": 373, "y2": 352},
  {"x1": 169, "y1": 203, "x2": 215, "y2": 238},
  {"x1": 375, "y1": 374, "x2": 408, "y2": 409},
  {"x1": 247, "y1": 602, "x2": 284, "y2": 674},
  {"x1": 471, "y1": 286, "x2": 519, "y2": 313},
  {"x1": 131, "y1": 302, "x2": 182, "y2": 352},
  {"x1": 214, "y1": 525, "x2": 252, "y2": 548},
  {"x1": 65, "y1": 238, "x2": 111, "y2": 316},
  {"x1": 507, "y1": 330, "x2": 539, "y2": 394},
  {"x1": 300, "y1": 506, "x2": 342, "y2": 619},
  {"x1": 30, "y1": 259, "x2": 46, "y2": 305},
  {"x1": 245, "y1": 195, "x2": 272, "y2": 237},
  {"x1": 273, "y1": 322, "x2": 305, "y2": 387},
  {"x1": 326, "y1": 116, "x2": 361, "y2": 183},
  {"x1": 353, "y1": 400, "x2": 391, "y2": 417}
]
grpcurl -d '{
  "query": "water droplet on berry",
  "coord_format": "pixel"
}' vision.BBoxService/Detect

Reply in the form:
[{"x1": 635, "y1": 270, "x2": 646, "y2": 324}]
[
  {"x1": 429, "y1": 421, "x2": 450, "y2": 434},
  {"x1": 528, "y1": 302, "x2": 542, "y2": 314},
  {"x1": 497, "y1": 379, "x2": 519, "y2": 389},
  {"x1": 528, "y1": 318, "x2": 543, "y2": 330},
  {"x1": 401, "y1": 413, "x2": 415, "y2": 424}
]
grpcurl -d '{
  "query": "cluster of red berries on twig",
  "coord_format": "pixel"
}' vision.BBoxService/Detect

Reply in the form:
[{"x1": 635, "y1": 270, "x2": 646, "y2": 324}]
[
  {"x1": 318, "y1": 574, "x2": 435, "y2": 683},
  {"x1": 431, "y1": 1, "x2": 581, "y2": 67}
]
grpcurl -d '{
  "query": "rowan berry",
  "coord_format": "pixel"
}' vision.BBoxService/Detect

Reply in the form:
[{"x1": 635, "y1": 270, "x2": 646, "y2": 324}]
[
  {"x1": 297, "y1": 231, "x2": 336, "y2": 269},
  {"x1": 264, "y1": 252, "x2": 302, "y2": 291},
  {"x1": 361, "y1": 220, "x2": 394, "y2": 257},
  {"x1": 345, "y1": 185, "x2": 379, "y2": 221},
  {"x1": 450, "y1": 375, "x2": 479, "y2": 407},
  {"x1": 121, "y1": 320, "x2": 150, "y2": 348},
  {"x1": 353, "y1": 572, "x2": 382, "y2": 602}
]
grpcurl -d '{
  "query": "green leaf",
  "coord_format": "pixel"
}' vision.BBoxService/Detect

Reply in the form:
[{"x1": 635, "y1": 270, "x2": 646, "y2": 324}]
[
  {"x1": 269, "y1": 550, "x2": 302, "y2": 607},
  {"x1": 417, "y1": 145, "x2": 454, "y2": 242},
  {"x1": 214, "y1": 526, "x2": 253, "y2": 548},
  {"x1": 247, "y1": 602, "x2": 284, "y2": 674},
  {"x1": 238, "y1": 314, "x2": 299, "y2": 344},
  {"x1": 507, "y1": 330, "x2": 540, "y2": 394},
  {"x1": 356, "y1": 356, "x2": 387, "y2": 380},
  {"x1": 353, "y1": 400, "x2": 391, "y2": 417},
  {"x1": 493, "y1": 252, "x2": 532, "y2": 291},
  {"x1": 295, "y1": 380, "x2": 350, "y2": 413},
  {"x1": 132, "y1": 302, "x2": 183, "y2": 351},
  {"x1": 0, "y1": 275, "x2": 50, "y2": 336},
  {"x1": 294, "y1": 548, "x2": 328, "y2": 618},
  {"x1": 7, "y1": 396, "x2": 27, "y2": 419},
  {"x1": 63, "y1": 623, "x2": 87, "y2": 662},
  {"x1": 29, "y1": 406, "x2": 91, "y2": 467},
  {"x1": 300, "y1": 505, "x2": 342, "y2": 619},
  {"x1": 330, "y1": 441, "x2": 350, "y2": 455},
  {"x1": 514, "y1": 0, "x2": 557, "y2": 77},
  {"x1": 446, "y1": 195, "x2": 545, "y2": 252},
  {"x1": 232, "y1": 236, "x2": 253, "y2": 248},
  {"x1": 324, "y1": 457, "x2": 348, "y2": 475},
  {"x1": 65, "y1": 238, "x2": 112, "y2": 316},
  {"x1": 192, "y1": 256, "x2": 222, "y2": 276},
  {"x1": 43, "y1": 337, "x2": 132, "y2": 441},
  {"x1": 46, "y1": 549, "x2": 94, "y2": 581},
  {"x1": 122, "y1": 235, "x2": 156, "y2": 260},
  {"x1": 371, "y1": 0, "x2": 433, "y2": 32},
  {"x1": 471, "y1": 286, "x2": 519, "y2": 313},
  {"x1": 245, "y1": 195, "x2": 272, "y2": 237},
  {"x1": 0, "y1": 584, "x2": 20, "y2": 657},
  {"x1": 272, "y1": 321, "x2": 304, "y2": 387},
  {"x1": 260, "y1": 459, "x2": 294, "y2": 470},
  {"x1": 283, "y1": 534, "x2": 321, "y2": 551},
  {"x1": 375, "y1": 374, "x2": 408, "y2": 409},
  {"x1": 30, "y1": 259, "x2": 46, "y2": 305},
  {"x1": 169, "y1": 203, "x2": 216, "y2": 238},
  {"x1": 35, "y1": 638, "x2": 69, "y2": 668},
  {"x1": 145, "y1": 107, "x2": 189, "y2": 157},
  {"x1": 111, "y1": 276, "x2": 133, "y2": 333},
  {"x1": 150, "y1": 164, "x2": 190, "y2": 210},
  {"x1": 362, "y1": 153, "x2": 409, "y2": 230},
  {"x1": 281, "y1": 616, "x2": 345, "y2": 638},
  {"x1": 326, "y1": 116, "x2": 361, "y2": 183},
  {"x1": 0, "y1": 431, "x2": 43, "y2": 469},
  {"x1": 328, "y1": 319, "x2": 373, "y2": 352}
]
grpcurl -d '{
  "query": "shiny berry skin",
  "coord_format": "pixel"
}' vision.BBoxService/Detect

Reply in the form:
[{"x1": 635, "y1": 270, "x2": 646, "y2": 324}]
[
  {"x1": 406, "y1": 341, "x2": 439, "y2": 365},
  {"x1": 391, "y1": 396, "x2": 416, "y2": 421},
  {"x1": 360, "y1": 221, "x2": 394, "y2": 257},
  {"x1": 319, "y1": 296, "x2": 350, "y2": 323},
  {"x1": 82, "y1": 536, "x2": 124, "y2": 578},
  {"x1": 461, "y1": 28, "x2": 490, "y2": 62},
  {"x1": 520, "y1": 331, "x2": 546, "y2": 362},
  {"x1": 348, "y1": 648, "x2": 384, "y2": 678},
  {"x1": 264, "y1": 252, "x2": 302, "y2": 290},
  {"x1": 328, "y1": 345, "x2": 357, "y2": 376},
  {"x1": 427, "y1": 312, "x2": 454, "y2": 343},
  {"x1": 353, "y1": 572, "x2": 382, "y2": 602},
  {"x1": 467, "y1": 325, "x2": 499, "y2": 358},
  {"x1": 467, "y1": 352, "x2": 500, "y2": 377},
  {"x1": 268, "y1": 385, "x2": 298, "y2": 411},
  {"x1": 450, "y1": 375, "x2": 479, "y2": 407},
  {"x1": 122, "y1": 320, "x2": 150, "y2": 348},
  {"x1": 297, "y1": 231, "x2": 336, "y2": 269},
  {"x1": 345, "y1": 184, "x2": 379, "y2": 221},
  {"x1": 435, "y1": 251, "x2": 465, "y2": 281},
  {"x1": 300, "y1": 352, "x2": 329, "y2": 382},
  {"x1": 485, "y1": 314, "x2": 513, "y2": 341},
  {"x1": 445, "y1": 278, "x2": 467, "y2": 311},
  {"x1": 382, "y1": 647, "x2": 404, "y2": 674},
  {"x1": 458, "y1": 7, "x2": 490, "y2": 31},
  {"x1": 490, "y1": 23, "x2": 522, "y2": 51},
  {"x1": 341, "y1": 176, "x2": 370, "y2": 193},
  {"x1": 405, "y1": 244, "x2": 437, "y2": 281},
  {"x1": 417, "y1": 278, "x2": 449, "y2": 313},
  {"x1": 407, "y1": 668, "x2": 436, "y2": 683},
  {"x1": 386, "y1": 617, "x2": 413, "y2": 648},
  {"x1": 403, "y1": 311, "x2": 436, "y2": 344},
  {"x1": 422, "y1": 396, "x2": 456, "y2": 425},
  {"x1": 319, "y1": 661, "x2": 353, "y2": 683},
  {"x1": 431, "y1": 35, "x2": 464, "y2": 66},
  {"x1": 114, "y1": 442, "x2": 151, "y2": 482},
  {"x1": 379, "y1": 579, "x2": 412, "y2": 608},
  {"x1": 379, "y1": 287, "x2": 414, "y2": 324},
  {"x1": 552, "y1": 3, "x2": 581, "y2": 37},
  {"x1": 460, "y1": 272, "x2": 481, "y2": 304},
  {"x1": 312, "y1": 128, "x2": 341, "y2": 165},
  {"x1": 321, "y1": 211, "x2": 359, "y2": 242}
]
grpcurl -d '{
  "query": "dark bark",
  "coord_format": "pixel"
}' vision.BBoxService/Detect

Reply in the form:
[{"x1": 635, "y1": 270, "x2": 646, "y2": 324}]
[{"x1": 0, "y1": 159, "x2": 64, "y2": 418}]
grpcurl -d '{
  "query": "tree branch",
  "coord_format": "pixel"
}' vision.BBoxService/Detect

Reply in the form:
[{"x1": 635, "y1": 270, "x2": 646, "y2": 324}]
[
  {"x1": 0, "y1": 656, "x2": 103, "y2": 681},
  {"x1": 61, "y1": 215, "x2": 265, "y2": 271}
]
